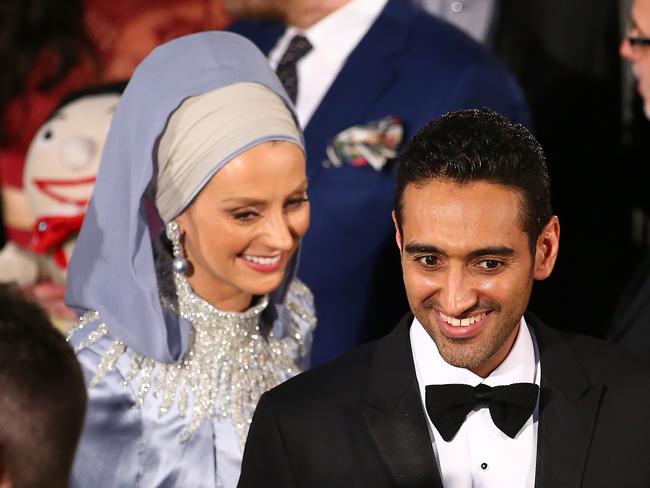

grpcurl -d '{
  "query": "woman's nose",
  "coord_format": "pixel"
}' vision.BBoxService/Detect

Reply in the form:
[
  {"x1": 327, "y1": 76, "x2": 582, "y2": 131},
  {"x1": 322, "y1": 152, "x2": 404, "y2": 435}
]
[{"x1": 263, "y1": 214, "x2": 294, "y2": 251}]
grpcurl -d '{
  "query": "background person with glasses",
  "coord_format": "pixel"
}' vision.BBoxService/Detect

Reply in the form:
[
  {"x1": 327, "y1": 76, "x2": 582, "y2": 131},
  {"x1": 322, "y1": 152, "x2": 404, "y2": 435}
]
[
  {"x1": 621, "y1": 0, "x2": 650, "y2": 118},
  {"x1": 607, "y1": 0, "x2": 650, "y2": 359}
]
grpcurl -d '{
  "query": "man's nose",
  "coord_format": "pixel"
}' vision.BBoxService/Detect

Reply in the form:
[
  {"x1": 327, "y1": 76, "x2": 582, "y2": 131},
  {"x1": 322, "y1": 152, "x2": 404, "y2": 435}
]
[
  {"x1": 620, "y1": 37, "x2": 637, "y2": 61},
  {"x1": 438, "y1": 267, "x2": 477, "y2": 317}
]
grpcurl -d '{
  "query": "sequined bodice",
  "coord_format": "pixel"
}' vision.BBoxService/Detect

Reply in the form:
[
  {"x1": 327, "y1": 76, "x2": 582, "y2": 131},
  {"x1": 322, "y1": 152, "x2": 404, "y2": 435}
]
[{"x1": 69, "y1": 266, "x2": 315, "y2": 446}]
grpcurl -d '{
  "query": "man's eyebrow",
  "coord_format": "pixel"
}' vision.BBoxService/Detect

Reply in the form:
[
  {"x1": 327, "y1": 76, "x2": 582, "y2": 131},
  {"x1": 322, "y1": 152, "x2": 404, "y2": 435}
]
[
  {"x1": 404, "y1": 243, "x2": 447, "y2": 255},
  {"x1": 467, "y1": 246, "x2": 515, "y2": 259},
  {"x1": 403, "y1": 243, "x2": 515, "y2": 258}
]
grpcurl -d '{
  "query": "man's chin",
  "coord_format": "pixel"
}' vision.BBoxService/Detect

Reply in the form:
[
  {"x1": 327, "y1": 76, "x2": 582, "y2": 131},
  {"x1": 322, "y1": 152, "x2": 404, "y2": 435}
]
[{"x1": 436, "y1": 341, "x2": 485, "y2": 371}]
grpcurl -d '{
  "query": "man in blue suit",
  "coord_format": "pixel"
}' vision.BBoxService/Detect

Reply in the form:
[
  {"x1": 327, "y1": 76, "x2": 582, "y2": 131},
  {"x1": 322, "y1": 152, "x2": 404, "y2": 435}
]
[{"x1": 229, "y1": 0, "x2": 530, "y2": 366}]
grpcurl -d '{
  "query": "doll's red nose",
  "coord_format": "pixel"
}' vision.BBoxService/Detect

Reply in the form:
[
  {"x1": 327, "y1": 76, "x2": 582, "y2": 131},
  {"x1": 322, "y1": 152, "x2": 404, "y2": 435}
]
[{"x1": 60, "y1": 137, "x2": 97, "y2": 170}]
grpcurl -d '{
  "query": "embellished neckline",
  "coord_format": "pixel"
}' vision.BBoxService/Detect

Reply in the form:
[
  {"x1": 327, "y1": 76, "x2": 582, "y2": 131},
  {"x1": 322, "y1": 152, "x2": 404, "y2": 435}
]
[
  {"x1": 155, "y1": 240, "x2": 269, "y2": 321},
  {"x1": 69, "y1": 247, "x2": 310, "y2": 447},
  {"x1": 162, "y1": 267, "x2": 269, "y2": 323}
]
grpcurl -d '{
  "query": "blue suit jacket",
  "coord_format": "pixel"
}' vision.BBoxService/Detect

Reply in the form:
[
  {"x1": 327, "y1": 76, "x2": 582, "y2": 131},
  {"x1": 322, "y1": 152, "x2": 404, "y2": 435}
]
[{"x1": 232, "y1": 0, "x2": 530, "y2": 366}]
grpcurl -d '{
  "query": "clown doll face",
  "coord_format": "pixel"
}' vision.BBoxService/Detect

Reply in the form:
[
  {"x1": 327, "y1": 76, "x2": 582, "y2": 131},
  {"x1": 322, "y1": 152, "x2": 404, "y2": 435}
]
[
  {"x1": 23, "y1": 93, "x2": 120, "y2": 222},
  {"x1": 23, "y1": 92, "x2": 120, "y2": 280}
]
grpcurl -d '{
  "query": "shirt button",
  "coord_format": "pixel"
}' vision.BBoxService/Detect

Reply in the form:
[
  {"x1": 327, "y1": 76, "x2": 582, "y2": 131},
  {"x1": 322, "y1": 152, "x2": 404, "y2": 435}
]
[
  {"x1": 450, "y1": 1, "x2": 463, "y2": 13},
  {"x1": 481, "y1": 463, "x2": 488, "y2": 470}
]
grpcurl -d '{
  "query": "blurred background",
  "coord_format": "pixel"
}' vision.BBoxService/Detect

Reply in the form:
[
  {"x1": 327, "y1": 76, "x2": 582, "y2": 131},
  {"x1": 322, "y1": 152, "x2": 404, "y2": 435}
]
[{"x1": 2, "y1": 0, "x2": 649, "y2": 350}]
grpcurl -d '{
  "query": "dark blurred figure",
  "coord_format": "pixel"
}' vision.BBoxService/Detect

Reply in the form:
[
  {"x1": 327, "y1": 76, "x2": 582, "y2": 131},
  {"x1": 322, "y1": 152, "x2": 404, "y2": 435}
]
[
  {"x1": 0, "y1": 284, "x2": 86, "y2": 488},
  {"x1": 607, "y1": 0, "x2": 650, "y2": 359},
  {"x1": 0, "y1": 0, "x2": 96, "y2": 144},
  {"x1": 228, "y1": 0, "x2": 530, "y2": 366}
]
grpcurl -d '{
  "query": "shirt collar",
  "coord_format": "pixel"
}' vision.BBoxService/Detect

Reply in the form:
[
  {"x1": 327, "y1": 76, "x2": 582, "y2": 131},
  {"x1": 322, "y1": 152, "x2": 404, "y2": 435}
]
[
  {"x1": 283, "y1": 0, "x2": 387, "y2": 54},
  {"x1": 410, "y1": 315, "x2": 539, "y2": 388}
]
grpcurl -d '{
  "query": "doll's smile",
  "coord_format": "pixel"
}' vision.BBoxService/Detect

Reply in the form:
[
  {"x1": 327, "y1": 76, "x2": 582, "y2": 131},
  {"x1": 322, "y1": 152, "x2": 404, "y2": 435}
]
[{"x1": 33, "y1": 176, "x2": 96, "y2": 206}]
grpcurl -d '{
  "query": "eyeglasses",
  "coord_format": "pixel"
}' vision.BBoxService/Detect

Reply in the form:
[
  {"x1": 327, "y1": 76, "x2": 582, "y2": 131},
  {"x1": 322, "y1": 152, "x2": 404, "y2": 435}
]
[
  {"x1": 625, "y1": 20, "x2": 650, "y2": 55},
  {"x1": 627, "y1": 35, "x2": 650, "y2": 46}
]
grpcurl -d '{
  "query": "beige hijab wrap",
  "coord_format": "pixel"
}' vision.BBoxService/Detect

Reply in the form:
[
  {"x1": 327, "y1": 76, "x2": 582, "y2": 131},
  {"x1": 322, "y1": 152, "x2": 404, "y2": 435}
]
[{"x1": 155, "y1": 82, "x2": 303, "y2": 223}]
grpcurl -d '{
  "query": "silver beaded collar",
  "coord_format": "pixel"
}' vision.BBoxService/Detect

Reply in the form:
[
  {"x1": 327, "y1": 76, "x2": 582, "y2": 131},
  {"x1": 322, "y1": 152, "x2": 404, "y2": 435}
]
[{"x1": 69, "y1": 257, "x2": 308, "y2": 447}]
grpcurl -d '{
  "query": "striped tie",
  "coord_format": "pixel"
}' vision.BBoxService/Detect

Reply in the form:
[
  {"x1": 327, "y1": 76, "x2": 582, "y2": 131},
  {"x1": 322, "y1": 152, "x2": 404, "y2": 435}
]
[{"x1": 275, "y1": 35, "x2": 313, "y2": 103}]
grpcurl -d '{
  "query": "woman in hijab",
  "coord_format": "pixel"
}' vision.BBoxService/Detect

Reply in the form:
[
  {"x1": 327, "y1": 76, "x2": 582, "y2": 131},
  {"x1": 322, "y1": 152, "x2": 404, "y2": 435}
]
[{"x1": 65, "y1": 31, "x2": 315, "y2": 488}]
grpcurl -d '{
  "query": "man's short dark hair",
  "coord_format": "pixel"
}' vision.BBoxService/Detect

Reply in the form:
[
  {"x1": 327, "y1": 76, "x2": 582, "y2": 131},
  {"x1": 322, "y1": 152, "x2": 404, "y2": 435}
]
[
  {"x1": 394, "y1": 109, "x2": 551, "y2": 250},
  {"x1": 0, "y1": 284, "x2": 86, "y2": 488}
]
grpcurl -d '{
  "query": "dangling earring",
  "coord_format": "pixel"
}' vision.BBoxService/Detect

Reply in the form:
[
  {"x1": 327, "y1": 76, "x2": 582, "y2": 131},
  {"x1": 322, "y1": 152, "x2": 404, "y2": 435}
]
[{"x1": 166, "y1": 220, "x2": 189, "y2": 275}]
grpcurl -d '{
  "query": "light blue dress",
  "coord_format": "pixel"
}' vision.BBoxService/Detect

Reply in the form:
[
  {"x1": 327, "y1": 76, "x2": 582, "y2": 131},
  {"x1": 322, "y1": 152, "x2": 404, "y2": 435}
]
[
  {"x1": 68, "y1": 278, "x2": 315, "y2": 488},
  {"x1": 63, "y1": 31, "x2": 312, "y2": 488}
]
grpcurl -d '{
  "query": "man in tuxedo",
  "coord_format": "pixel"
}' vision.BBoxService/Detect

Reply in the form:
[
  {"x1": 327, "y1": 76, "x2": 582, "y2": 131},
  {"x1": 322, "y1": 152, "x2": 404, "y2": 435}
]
[
  {"x1": 227, "y1": 0, "x2": 529, "y2": 366},
  {"x1": 238, "y1": 109, "x2": 650, "y2": 488},
  {"x1": 608, "y1": 0, "x2": 650, "y2": 358},
  {"x1": 0, "y1": 284, "x2": 87, "y2": 488}
]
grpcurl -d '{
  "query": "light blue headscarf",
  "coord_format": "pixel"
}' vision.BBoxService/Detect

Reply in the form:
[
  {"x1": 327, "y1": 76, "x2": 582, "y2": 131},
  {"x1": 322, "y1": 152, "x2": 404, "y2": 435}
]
[{"x1": 65, "y1": 32, "x2": 304, "y2": 363}]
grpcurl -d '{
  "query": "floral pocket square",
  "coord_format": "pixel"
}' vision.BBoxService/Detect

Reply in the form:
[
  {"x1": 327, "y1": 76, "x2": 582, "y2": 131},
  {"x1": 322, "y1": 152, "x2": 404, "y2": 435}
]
[{"x1": 324, "y1": 116, "x2": 403, "y2": 171}]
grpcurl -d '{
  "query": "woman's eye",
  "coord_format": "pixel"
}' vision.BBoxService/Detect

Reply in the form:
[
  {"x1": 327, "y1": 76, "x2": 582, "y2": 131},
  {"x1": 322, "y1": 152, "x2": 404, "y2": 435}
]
[
  {"x1": 417, "y1": 255, "x2": 439, "y2": 268},
  {"x1": 285, "y1": 196, "x2": 309, "y2": 210},
  {"x1": 478, "y1": 259, "x2": 503, "y2": 271},
  {"x1": 233, "y1": 210, "x2": 259, "y2": 222}
]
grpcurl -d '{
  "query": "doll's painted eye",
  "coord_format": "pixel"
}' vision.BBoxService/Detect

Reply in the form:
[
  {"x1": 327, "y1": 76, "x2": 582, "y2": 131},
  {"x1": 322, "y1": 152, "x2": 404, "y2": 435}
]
[{"x1": 42, "y1": 128, "x2": 54, "y2": 141}]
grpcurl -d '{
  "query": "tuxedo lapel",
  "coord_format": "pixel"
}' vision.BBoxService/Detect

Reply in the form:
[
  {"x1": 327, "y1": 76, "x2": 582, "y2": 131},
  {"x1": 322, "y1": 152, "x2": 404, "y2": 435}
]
[
  {"x1": 304, "y1": 0, "x2": 414, "y2": 174},
  {"x1": 361, "y1": 314, "x2": 443, "y2": 488},
  {"x1": 530, "y1": 316, "x2": 604, "y2": 488},
  {"x1": 360, "y1": 313, "x2": 604, "y2": 487}
]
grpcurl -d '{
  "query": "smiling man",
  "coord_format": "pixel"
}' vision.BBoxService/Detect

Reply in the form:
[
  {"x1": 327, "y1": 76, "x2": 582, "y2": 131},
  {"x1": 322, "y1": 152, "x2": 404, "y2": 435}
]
[{"x1": 238, "y1": 110, "x2": 650, "y2": 488}]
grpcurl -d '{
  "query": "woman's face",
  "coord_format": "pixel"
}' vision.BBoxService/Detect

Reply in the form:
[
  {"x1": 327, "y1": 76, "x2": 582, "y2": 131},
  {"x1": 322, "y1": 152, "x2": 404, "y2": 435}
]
[{"x1": 175, "y1": 141, "x2": 309, "y2": 311}]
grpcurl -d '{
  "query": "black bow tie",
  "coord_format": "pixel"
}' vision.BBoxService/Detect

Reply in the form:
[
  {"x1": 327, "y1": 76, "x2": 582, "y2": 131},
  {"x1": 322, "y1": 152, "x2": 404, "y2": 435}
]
[{"x1": 425, "y1": 383, "x2": 539, "y2": 442}]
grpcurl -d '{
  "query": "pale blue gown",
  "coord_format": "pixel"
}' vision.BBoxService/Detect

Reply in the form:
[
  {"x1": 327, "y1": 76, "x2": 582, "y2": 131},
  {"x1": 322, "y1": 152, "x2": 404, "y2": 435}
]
[
  {"x1": 69, "y1": 278, "x2": 315, "y2": 488},
  {"x1": 63, "y1": 31, "x2": 315, "y2": 488}
]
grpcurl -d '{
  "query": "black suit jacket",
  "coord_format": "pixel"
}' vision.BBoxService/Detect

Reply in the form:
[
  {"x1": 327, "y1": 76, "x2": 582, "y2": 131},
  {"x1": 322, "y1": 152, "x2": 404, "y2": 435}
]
[
  {"x1": 238, "y1": 314, "x2": 650, "y2": 487},
  {"x1": 608, "y1": 254, "x2": 650, "y2": 361}
]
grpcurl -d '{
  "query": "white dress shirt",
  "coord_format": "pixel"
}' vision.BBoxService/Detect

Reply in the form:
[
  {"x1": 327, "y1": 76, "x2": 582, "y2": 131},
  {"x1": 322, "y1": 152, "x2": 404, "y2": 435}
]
[
  {"x1": 410, "y1": 316, "x2": 541, "y2": 488},
  {"x1": 268, "y1": 0, "x2": 388, "y2": 127}
]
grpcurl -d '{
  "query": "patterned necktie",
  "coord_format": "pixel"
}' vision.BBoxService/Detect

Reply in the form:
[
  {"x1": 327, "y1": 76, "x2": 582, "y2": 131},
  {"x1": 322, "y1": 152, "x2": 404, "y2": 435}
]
[
  {"x1": 275, "y1": 35, "x2": 313, "y2": 103},
  {"x1": 425, "y1": 382, "x2": 539, "y2": 441}
]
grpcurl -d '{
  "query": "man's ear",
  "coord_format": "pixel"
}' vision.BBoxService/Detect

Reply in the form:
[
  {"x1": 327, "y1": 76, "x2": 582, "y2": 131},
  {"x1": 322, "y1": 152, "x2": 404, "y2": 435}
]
[
  {"x1": 391, "y1": 211, "x2": 403, "y2": 254},
  {"x1": 533, "y1": 216, "x2": 560, "y2": 281}
]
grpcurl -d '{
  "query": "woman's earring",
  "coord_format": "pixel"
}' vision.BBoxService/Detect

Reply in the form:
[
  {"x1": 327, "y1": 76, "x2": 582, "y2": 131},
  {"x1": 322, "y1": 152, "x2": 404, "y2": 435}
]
[{"x1": 166, "y1": 221, "x2": 189, "y2": 275}]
